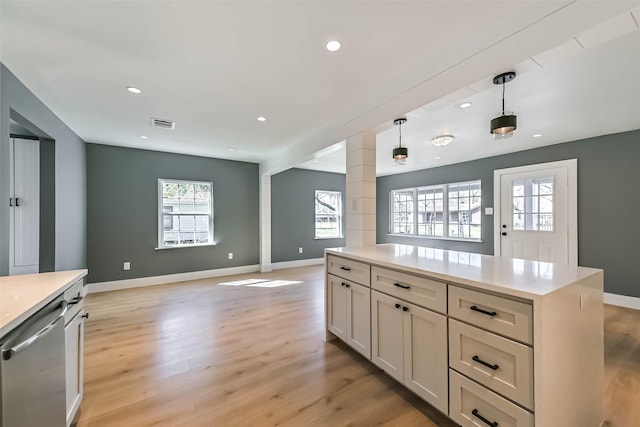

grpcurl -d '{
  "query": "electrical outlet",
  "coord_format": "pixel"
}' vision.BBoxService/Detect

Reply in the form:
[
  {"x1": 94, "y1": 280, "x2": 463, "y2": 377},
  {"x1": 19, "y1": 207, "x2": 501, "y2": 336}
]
[
  {"x1": 228, "y1": 252, "x2": 233, "y2": 260},
  {"x1": 298, "y1": 247, "x2": 303, "y2": 254},
  {"x1": 123, "y1": 261, "x2": 131, "y2": 271}
]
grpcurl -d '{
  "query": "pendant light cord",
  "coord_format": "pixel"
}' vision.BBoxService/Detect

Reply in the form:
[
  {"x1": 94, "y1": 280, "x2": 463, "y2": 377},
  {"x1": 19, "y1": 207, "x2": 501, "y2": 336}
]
[
  {"x1": 502, "y1": 82, "x2": 506, "y2": 115},
  {"x1": 399, "y1": 122, "x2": 403, "y2": 148}
]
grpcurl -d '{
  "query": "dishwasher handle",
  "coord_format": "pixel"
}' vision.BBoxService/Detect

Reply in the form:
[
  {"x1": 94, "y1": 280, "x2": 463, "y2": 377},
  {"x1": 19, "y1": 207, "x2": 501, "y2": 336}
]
[{"x1": 2, "y1": 300, "x2": 69, "y2": 361}]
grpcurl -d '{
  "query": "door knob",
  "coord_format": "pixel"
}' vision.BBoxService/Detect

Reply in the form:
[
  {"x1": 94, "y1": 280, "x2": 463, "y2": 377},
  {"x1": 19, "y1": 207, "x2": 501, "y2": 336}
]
[{"x1": 501, "y1": 232, "x2": 507, "y2": 236}]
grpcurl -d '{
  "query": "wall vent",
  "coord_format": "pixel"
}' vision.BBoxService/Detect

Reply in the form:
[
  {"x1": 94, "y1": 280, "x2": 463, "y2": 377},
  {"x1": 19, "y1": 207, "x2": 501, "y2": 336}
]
[{"x1": 151, "y1": 118, "x2": 176, "y2": 129}]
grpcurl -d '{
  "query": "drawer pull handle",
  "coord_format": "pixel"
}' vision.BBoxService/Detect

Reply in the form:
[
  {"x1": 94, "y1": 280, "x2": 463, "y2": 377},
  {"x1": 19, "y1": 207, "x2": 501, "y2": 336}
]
[
  {"x1": 472, "y1": 409, "x2": 499, "y2": 427},
  {"x1": 341, "y1": 282, "x2": 346, "y2": 287},
  {"x1": 340, "y1": 266, "x2": 351, "y2": 271},
  {"x1": 68, "y1": 296, "x2": 84, "y2": 305},
  {"x1": 472, "y1": 355, "x2": 500, "y2": 371},
  {"x1": 470, "y1": 305, "x2": 497, "y2": 317},
  {"x1": 395, "y1": 303, "x2": 401, "y2": 309},
  {"x1": 393, "y1": 283, "x2": 410, "y2": 290},
  {"x1": 402, "y1": 306, "x2": 409, "y2": 312}
]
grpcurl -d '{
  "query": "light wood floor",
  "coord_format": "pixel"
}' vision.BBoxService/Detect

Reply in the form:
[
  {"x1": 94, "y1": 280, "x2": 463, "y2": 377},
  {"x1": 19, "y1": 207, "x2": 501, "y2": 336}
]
[{"x1": 77, "y1": 265, "x2": 640, "y2": 427}]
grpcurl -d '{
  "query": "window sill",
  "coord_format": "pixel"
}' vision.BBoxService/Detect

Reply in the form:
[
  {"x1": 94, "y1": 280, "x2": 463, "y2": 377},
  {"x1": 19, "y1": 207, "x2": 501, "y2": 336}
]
[
  {"x1": 386, "y1": 234, "x2": 482, "y2": 243},
  {"x1": 314, "y1": 236, "x2": 345, "y2": 240},
  {"x1": 155, "y1": 243, "x2": 217, "y2": 250}
]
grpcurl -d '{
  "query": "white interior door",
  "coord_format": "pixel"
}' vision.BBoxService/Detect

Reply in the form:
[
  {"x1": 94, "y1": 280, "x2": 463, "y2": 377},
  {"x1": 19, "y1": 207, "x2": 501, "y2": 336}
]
[
  {"x1": 495, "y1": 160, "x2": 577, "y2": 265},
  {"x1": 10, "y1": 137, "x2": 40, "y2": 275}
]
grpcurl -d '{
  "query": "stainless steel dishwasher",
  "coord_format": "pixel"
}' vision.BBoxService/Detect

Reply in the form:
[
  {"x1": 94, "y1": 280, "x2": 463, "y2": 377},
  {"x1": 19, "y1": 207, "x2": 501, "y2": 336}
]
[{"x1": 0, "y1": 295, "x2": 68, "y2": 427}]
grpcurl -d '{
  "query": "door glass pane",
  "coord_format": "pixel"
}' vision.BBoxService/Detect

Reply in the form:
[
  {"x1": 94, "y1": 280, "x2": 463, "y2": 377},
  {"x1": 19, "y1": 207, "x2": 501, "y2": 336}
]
[{"x1": 512, "y1": 177, "x2": 554, "y2": 231}]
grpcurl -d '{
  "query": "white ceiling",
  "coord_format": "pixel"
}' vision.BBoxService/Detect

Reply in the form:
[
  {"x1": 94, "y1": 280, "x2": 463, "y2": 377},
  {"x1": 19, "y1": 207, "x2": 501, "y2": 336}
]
[{"x1": 2, "y1": 1, "x2": 639, "y2": 176}]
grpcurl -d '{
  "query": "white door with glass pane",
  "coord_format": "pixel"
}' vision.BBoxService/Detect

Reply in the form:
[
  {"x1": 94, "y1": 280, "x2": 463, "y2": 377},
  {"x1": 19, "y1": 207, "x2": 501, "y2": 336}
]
[{"x1": 495, "y1": 160, "x2": 577, "y2": 265}]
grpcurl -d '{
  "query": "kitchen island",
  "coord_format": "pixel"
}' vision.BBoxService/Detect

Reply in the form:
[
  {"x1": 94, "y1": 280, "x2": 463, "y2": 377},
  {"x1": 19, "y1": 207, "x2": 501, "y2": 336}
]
[{"x1": 325, "y1": 244, "x2": 603, "y2": 427}]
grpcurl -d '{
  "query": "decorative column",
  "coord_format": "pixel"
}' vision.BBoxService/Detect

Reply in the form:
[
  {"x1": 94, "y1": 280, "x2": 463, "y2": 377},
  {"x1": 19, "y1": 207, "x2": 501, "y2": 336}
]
[
  {"x1": 259, "y1": 173, "x2": 272, "y2": 272},
  {"x1": 346, "y1": 130, "x2": 376, "y2": 247}
]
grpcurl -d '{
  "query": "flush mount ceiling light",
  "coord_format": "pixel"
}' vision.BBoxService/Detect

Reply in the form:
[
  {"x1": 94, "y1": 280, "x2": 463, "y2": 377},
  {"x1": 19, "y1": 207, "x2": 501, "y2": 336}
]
[
  {"x1": 392, "y1": 118, "x2": 408, "y2": 165},
  {"x1": 140, "y1": 135, "x2": 149, "y2": 139},
  {"x1": 459, "y1": 102, "x2": 472, "y2": 109},
  {"x1": 257, "y1": 116, "x2": 266, "y2": 122},
  {"x1": 326, "y1": 40, "x2": 341, "y2": 52},
  {"x1": 490, "y1": 71, "x2": 517, "y2": 139},
  {"x1": 431, "y1": 134, "x2": 454, "y2": 147},
  {"x1": 533, "y1": 133, "x2": 543, "y2": 138},
  {"x1": 127, "y1": 86, "x2": 142, "y2": 94}
]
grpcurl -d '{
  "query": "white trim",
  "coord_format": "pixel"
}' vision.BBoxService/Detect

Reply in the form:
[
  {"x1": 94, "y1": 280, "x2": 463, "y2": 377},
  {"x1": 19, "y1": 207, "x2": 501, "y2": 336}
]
[
  {"x1": 604, "y1": 292, "x2": 640, "y2": 310},
  {"x1": 157, "y1": 178, "x2": 214, "y2": 249},
  {"x1": 271, "y1": 258, "x2": 325, "y2": 270},
  {"x1": 387, "y1": 233, "x2": 482, "y2": 243},
  {"x1": 493, "y1": 159, "x2": 578, "y2": 265},
  {"x1": 260, "y1": 263, "x2": 273, "y2": 273},
  {"x1": 87, "y1": 264, "x2": 260, "y2": 294}
]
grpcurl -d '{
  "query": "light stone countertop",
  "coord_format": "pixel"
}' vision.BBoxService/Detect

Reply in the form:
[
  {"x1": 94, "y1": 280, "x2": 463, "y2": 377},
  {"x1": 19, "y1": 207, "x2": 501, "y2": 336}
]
[
  {"x1": 326, "y1": 244, "x2": 602, "y2": 300},
  {"x1": 0, "y1": 269, "x2": 88, "y2": 338}
]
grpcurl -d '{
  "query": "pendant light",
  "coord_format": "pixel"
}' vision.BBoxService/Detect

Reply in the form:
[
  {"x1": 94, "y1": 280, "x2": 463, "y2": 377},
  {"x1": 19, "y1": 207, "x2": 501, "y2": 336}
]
[
  {"x1": 490, "y1": 71, "x2": 517, "y2": 139},
  {"x1": 392, "y1": 118, "x2": 408, "y2": 165}
]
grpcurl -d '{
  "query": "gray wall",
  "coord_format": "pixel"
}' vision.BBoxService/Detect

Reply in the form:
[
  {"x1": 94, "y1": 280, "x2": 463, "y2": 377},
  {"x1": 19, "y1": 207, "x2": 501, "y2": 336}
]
[
  {"x1": 377, "y1": 129, "x2": 640, "y2": 297},
  {"x1": 86, "y1": 144, "x2": 259, "y2": 283},
  {"x1": 271, "y1": 168, "x2": 346, "y2": 263},
  {"x1": 0, "y1": 64, "x2": 86, "y2": 275},
  {"x1": 39, "y1": 138, "x2": 55, "y2": 272}
]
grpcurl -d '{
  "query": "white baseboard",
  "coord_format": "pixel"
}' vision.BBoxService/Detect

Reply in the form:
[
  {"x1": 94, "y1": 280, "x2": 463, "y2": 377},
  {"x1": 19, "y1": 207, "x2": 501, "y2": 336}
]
[
  {"x1": 260, "y1": 263, "x2": 273, "y2": 273},
  {"x1": 271, "y1": 258, "x2": 324, "y2": 270},
  {"x1": 88, "y1": 264, "x2": 260, "y2": 294},
  {"x1": 604, "y1": 292, "x2": 640, "y2": 310}
]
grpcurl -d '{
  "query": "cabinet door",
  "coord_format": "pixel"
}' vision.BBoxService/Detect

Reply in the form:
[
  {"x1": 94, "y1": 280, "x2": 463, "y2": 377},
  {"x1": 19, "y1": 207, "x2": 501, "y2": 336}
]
[
  {"x1": 371, "y1": 290, "x2": 404, "y2": 382},
  {"x1": 403, "y1": 303, "x2": 448, "y2": 414},
  {"x1": 65, "y1": 312, "x2": 84, "y2": 426},
  {"x1": 347, "y1": 282, "x2": 371, "y2": 359},
  {"x1": 327, "y1": 274, "x2": 348, "y2": 340}
]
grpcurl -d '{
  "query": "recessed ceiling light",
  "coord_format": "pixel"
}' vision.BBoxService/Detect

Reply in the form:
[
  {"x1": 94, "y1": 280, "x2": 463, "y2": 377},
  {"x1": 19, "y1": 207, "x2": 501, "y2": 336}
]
[
  {"x1": 533, "y1": 133, "x2": 543, "y2": 138},
  {"x1": 435, "y1": 156, "x2": 441, "y2": 160},
  {"x1": 459, "y1": 102, "x2": 472, "y2": 109},
  {"x1": 140, "y1": 136, "x2": 149, "y2": 139},
  {"x1": 227, "y1": 148, "x2": 235, "y2": 151},
  {"x1": 313, "y1": 160, "x2": 319, "y2": 163},
  {"x1": 326, "y1": 40, "x2": 341, "y2": 52},
  {"x1": 127, "y1": 86, "x2": 142, "y2": 94},
  {"x1": 257, "y1": 116, "x2": 266, "y2": 122}
]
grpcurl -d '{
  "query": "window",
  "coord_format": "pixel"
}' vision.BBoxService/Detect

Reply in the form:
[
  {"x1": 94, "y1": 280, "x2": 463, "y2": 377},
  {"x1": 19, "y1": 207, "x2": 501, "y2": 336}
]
[
  {"x1": 390, "y1": 180, "x2": 481, "y2": 240},
  {"x1": 158, "y1": 179, "x2": 213, "y2": 248},
  {"x1": 512, "y1": 177, "x2": 554, "y2": 231},
  {"x1": 315, "y1": 190, "x2": 343, "y2": 239}
]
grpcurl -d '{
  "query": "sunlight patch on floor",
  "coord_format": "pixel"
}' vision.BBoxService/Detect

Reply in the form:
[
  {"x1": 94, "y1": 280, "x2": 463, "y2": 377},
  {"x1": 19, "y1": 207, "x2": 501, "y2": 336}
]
[{"x1": 219, "y1": 279, "x2": 302, "y2": 287}]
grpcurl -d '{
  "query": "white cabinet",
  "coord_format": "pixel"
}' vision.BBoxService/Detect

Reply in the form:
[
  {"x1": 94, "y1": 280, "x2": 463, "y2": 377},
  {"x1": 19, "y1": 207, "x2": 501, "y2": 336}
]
[
  {"x1": 9, "y1": 137, "x2": 40, "y2": 275},
  {"x1": 65, "y1": 311, "x2": 84, "y2": 426},
  {"x1": 64, "y1": 279, "x2": 85, "y2": 426},
  {"x1": 325, "y1": 246, "x2": 605, "y2": 427},
  {"x1": 371, "y1": 290, "x2": 404, "y2": 380},
  {"x1": 371, "y1": 290, "x2": 448, "y2": 414},
  {"x1": 327, "y1": 274, "x2": 370, "y2": 358}
]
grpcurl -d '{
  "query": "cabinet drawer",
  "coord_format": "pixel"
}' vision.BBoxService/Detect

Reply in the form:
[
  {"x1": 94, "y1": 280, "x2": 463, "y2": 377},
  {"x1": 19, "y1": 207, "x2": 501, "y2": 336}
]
[
  {"x1": 327, "y1": 255, "x2": 370, "y2": 286},
  {"x1": 450, "y1": 370, "x2": 534, "y2": 427},
  {"x1": 449, "y1": 319, "x2": 533, "y2": 410},
  {"x1": 449, "y1": 286, "x2": 533, "y2": 344},
  {"x1": 63, "y1": 279, "x2": 84, "y2": 324},
  {"x1": 371, "y1": 266, "x2": 446, "y2": 314}
]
